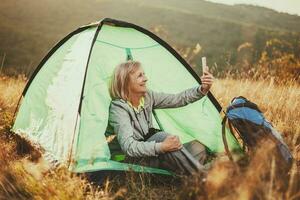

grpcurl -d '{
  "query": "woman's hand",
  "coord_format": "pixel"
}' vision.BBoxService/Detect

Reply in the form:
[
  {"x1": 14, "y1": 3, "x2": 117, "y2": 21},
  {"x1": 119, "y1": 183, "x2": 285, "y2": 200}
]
[
  {"x1": 200, "y1": 68, "x2": 214, "y2": 94},
  {"x1": 161, "y1": 135, "x2": 182, "y2": 153}
]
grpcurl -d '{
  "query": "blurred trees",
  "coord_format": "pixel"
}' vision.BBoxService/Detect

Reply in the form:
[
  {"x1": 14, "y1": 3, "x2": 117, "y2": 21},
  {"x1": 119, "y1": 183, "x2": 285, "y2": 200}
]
[
  {"x1": 256, "y1": 39, "x2": 300, "y2": 84},
  {"x1": 218, "y1": 38, "x2": 300, "y2": 84},
  {"x1": 1, "y1": 0, "x2": 300, "y2": 84}
]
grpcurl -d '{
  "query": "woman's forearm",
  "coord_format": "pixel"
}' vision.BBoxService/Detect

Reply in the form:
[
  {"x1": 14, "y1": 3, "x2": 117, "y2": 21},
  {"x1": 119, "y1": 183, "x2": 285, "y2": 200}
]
[{"x1": 150, "y1": 86, "x2": 206, "y2": 109}]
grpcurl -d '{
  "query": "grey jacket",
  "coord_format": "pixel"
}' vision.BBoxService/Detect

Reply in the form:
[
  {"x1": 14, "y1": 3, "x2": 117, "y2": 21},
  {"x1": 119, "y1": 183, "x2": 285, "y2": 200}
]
[{"x1": 108, "y1": 86, "x2": 206, "y2": 157}]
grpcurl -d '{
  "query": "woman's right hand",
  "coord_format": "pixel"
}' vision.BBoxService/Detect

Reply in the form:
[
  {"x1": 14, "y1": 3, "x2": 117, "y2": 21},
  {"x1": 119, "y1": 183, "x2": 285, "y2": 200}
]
[
  {"x1": 200, "y1": 69, "x2": 214, "y2": 94},
  {"x1": 161, "y1": 135, "x2": 182, "y2": 153}
]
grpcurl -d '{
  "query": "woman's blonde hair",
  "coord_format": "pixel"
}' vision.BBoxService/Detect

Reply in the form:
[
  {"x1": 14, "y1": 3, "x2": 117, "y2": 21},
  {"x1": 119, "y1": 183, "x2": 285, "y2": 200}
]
[{"x1": 109, "y1": 60, "x2": 141, "y2": 100}]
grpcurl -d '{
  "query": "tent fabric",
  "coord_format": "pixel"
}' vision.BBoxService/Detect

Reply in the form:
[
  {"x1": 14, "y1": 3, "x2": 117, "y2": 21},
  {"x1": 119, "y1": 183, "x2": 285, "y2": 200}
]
[{"x1": 12, "y1": 18, "x2": 241, "y2": 174}]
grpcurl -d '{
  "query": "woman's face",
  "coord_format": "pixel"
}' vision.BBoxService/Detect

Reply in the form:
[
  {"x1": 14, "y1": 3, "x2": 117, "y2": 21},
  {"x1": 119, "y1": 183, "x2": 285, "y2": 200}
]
[{"x1": 128, "y1": 66, "x2": 148, "y2": 95}]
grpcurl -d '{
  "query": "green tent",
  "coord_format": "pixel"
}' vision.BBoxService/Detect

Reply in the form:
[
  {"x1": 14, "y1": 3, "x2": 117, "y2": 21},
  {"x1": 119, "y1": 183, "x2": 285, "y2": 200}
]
[{"x1": 12, "y1": 18, "x2": 240, "y2": 175}]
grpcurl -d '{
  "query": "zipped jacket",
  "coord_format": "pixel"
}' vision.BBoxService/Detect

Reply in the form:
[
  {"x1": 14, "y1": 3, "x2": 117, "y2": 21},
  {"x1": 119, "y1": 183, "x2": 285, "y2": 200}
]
[{"x1": 108, "y1": 86, "x2": 205, "y2": 157}]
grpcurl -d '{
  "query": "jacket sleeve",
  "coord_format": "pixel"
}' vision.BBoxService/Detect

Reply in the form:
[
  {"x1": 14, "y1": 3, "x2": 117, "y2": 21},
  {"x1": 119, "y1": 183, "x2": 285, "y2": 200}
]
[
  {"x1": 108, "y1": 102, "x2": 162, "y2": 157},
  {"x1": 149, "y1": 86, "x2": 206, "y2": 109}
]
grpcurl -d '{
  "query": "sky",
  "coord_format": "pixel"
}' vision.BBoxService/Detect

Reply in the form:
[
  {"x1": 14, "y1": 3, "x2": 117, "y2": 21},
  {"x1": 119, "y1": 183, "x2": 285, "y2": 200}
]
[{"x1": 205, "y1": 0, "x2": 300, "y2": 16}]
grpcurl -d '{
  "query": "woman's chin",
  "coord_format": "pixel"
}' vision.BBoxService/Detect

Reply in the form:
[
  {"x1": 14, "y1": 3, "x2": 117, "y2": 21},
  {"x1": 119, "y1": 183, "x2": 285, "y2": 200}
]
[
  {"x1": 139, "y1": 86, "x2": 147, "y2": 92},
  {"x1": 140, "y1": 90, "x2": 147, "y2": 94},
  {"x1": 140, "y1": 88, "x2": 147, "y2": 94}
]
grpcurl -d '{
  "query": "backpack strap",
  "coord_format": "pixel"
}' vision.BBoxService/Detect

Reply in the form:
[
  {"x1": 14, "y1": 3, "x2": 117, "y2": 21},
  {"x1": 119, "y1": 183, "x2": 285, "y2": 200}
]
[
  {"x1": 228, "y1": 119, "x2": 246, "y2": 152},
  {"x1": 222, "y1": 116, "x2": 234, "y2": 162}
]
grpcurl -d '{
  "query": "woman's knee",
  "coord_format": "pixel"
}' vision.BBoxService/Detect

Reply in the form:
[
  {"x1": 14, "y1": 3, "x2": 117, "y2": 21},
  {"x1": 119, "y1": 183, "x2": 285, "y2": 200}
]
[{"x1": 184, "y1": 140, "x2": 207, "y2": 164}]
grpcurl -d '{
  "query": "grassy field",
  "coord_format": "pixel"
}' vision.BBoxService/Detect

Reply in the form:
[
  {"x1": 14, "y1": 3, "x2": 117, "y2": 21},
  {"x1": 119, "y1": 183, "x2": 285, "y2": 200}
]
[{"x1": 0, "y1": 75, "x2": 299, "y2": 199}]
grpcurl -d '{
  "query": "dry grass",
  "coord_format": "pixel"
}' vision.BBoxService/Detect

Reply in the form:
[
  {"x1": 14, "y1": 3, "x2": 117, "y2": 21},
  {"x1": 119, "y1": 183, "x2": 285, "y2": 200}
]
[
  {"x1": 0, "y1": 75, "x2": 26, "y2": 110},
  {"x1": 0, "y1": 75, "x2": 299, "y2": 200}
]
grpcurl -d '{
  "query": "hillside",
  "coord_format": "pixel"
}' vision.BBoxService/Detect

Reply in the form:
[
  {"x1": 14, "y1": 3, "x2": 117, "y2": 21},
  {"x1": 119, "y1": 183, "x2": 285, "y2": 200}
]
[{"x1": 0, "y1": 0, "x2": 300, "y2": 76}]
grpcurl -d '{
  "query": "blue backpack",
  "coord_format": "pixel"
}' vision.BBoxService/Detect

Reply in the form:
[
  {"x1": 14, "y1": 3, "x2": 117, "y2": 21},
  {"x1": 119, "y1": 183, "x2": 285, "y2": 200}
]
[{"x1": 222, "y1": 96, "x2": 293, "y2": 169}]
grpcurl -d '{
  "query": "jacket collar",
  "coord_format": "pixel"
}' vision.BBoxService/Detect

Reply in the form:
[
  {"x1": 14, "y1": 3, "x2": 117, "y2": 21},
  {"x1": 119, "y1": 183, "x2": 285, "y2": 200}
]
[{"x1": 126, "y1": 97, "x2": 145, "y2": 113}]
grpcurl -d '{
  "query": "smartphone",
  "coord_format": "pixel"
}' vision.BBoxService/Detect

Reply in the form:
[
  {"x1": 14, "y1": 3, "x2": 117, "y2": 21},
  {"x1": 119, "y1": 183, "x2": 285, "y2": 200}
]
[{"x1": 201, "y1": 57, "x2": 208, "y2": 74}]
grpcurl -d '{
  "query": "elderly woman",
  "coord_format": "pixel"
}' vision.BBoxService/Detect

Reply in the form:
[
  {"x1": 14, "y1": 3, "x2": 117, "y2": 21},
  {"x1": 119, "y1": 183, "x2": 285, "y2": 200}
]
[{"x1": 108, "y1": 60, "x2": 214, "y2": 175}]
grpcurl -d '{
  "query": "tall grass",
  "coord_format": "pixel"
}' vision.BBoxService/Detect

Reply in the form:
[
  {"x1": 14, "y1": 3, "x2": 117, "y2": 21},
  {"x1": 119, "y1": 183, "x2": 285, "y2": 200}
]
[{"x1": 0, "y1": 75, "x2": 299, "y2": 199}]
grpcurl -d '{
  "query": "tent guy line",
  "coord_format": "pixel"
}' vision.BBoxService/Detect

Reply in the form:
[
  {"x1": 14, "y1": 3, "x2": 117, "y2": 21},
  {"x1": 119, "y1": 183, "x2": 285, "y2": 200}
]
[{"x1": 96, "y1": 40, "x2": 160, "y2": 50}]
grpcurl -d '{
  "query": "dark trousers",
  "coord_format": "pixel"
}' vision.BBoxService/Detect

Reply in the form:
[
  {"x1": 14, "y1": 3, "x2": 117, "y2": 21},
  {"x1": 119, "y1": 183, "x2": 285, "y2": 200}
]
[{"x1": 126, "y1": 131, "x2": 207, "y2": 175}]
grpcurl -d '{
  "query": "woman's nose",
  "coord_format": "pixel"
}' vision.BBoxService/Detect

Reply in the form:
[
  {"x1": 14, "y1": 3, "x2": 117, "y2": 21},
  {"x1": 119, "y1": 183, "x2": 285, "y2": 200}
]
[{"x1": 143, "y1": 75, "x2": 148, "y2": 82}]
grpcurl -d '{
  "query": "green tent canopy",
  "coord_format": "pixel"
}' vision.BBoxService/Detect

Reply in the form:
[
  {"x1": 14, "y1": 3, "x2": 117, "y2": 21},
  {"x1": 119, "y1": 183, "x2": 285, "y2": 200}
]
[{"x1": 12, "y1": 18, "x2": 240, "y2": 175}]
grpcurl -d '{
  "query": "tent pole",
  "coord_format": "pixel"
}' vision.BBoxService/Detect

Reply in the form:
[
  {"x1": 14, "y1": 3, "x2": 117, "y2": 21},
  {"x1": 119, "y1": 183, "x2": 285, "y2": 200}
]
[{"x1": 67, "y1": 21, "x2": 104, "y2": 169}]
